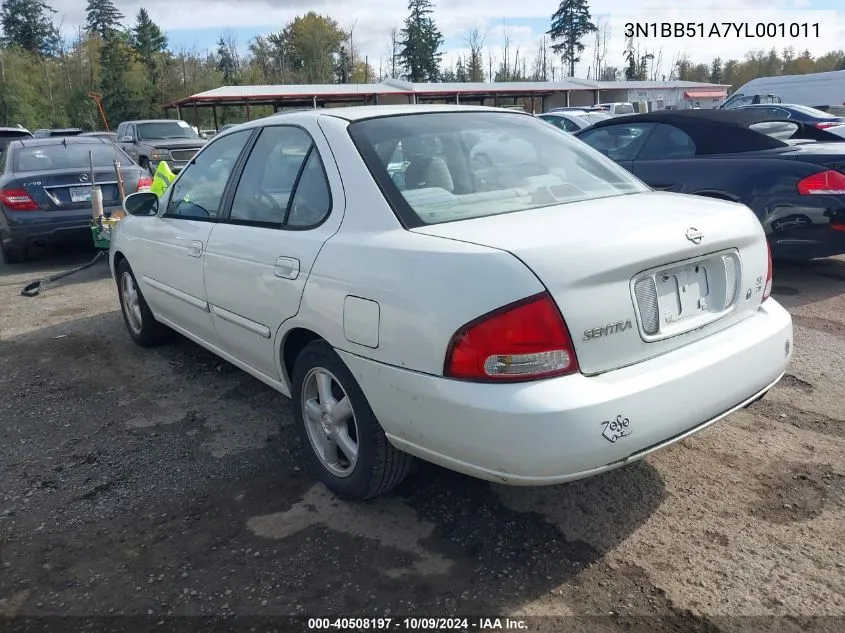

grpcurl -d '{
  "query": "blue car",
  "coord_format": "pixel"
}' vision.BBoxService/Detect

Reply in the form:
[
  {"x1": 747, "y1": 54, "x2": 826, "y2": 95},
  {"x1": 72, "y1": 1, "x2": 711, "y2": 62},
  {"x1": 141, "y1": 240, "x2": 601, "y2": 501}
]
[{"x1": 733, "y1": 104, "x2": 845, "y2": 129}]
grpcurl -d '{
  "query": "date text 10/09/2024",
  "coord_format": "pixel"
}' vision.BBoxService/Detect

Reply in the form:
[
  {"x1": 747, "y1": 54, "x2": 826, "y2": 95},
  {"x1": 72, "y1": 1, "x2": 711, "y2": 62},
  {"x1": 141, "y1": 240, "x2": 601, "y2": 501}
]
[
  {"x1": 625, "y1": 22, "x2": 820, "y2": 39},
  {"x1": 308, "y1": 617, "x2": 528, "y2": 631}
]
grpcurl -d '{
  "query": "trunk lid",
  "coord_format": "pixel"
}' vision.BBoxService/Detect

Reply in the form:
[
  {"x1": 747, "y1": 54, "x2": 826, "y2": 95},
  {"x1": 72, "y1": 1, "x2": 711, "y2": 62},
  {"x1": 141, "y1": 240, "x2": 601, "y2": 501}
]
[
  {"x1": 12, "y1": 167, "x2": 146, "y2": 211},
  {"x1": 413, "y1": 191, "x2": 770, "y2": 375},
  {"x1": 771, "y1": 142, "x2": 845, "y2": 173}
]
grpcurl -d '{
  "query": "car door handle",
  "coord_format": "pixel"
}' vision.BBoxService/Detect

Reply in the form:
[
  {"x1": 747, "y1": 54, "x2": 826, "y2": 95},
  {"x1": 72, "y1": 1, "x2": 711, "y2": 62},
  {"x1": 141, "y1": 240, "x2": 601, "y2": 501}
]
[
  {"x1": 187, "y1": 241, "x2": 203, "y2": 258},
  {"x1": 274, "y1": 256, "x2": 300, "y2": 280}
]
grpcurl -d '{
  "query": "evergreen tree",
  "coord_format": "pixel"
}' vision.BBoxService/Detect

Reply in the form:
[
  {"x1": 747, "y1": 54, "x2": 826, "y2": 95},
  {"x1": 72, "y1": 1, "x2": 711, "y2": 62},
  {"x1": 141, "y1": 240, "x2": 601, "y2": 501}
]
[
  {"x1": 455, "y1": 57, "x2": 468, "y2": 82},
  {"x1": 0, "y1": 0, "x2": 57, "y2": 55},
  {"x1": 548, "y1": 0, "x2": 596, "y2": 77},
  {"x1": 216, "y1": 36, "x2": 240, "y2": 84},
  {"x1": 86, "y1": 0, "x2": 123, "y2": 39},
  {"x1": 99, "y1": 31, "x2": 132, "y2": 124},
  {"x1": 131, "y1": 9, "x2": 168, "y2": 117},
  {"x1": 399, "y1": 0, "x2": 443, "y2": 82},
  {"x1": 623, "y1": 36, "x2": 637, "y2": 80},
  {"x1": 709, "y1": 57, "x2": 723, "y2": 84},
  {"x1": 334, "y1": 46, "x2": 350, "y2": 83},
  {"x1": 131, "y1": 8, "x2": 167, "y2": 60}
]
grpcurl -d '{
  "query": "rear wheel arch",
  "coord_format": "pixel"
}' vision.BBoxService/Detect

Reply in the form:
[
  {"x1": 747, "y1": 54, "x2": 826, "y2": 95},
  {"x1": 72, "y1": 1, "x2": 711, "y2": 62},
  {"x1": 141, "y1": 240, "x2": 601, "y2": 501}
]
[{"x1": 282, "y1": 327, "x2": 323, "y2": 387}]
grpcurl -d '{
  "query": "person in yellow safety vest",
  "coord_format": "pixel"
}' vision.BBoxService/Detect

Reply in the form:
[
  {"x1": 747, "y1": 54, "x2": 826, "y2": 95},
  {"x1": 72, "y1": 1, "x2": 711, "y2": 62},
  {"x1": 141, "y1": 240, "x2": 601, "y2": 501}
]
[{"x1": 150, "y1": 161, "x2": 176, "y2": 197}]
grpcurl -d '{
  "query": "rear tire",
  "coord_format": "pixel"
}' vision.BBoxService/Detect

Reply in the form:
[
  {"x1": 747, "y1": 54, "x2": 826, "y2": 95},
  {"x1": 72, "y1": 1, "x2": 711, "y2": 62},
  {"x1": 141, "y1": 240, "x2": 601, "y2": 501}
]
[
  {"x1": 0, "y1": 241, "x2": 26, "y2": 264},
  {"x1": 116, "y1": 259, "x2": 170, "y2": 347},
  {"x1": 292, "y1": 340, "x2": 413, "y2": 500}
]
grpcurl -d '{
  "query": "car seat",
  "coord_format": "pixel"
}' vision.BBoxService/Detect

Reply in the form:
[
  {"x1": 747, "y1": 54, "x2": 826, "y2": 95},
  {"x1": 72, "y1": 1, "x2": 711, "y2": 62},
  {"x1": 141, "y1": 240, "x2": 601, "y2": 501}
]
[{"x1": 403, "y1": 155, "x2": 454, "y2": 192}]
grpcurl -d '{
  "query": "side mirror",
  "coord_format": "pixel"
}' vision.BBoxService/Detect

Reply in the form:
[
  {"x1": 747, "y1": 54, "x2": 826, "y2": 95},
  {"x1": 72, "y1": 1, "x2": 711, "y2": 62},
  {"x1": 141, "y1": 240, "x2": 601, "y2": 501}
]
[
  {"x1": 123, "y1": 191, "x2": 158, "y2": 216},
  {"x1": 120, "y1": 135, "x2": 134, "y2": 143}
]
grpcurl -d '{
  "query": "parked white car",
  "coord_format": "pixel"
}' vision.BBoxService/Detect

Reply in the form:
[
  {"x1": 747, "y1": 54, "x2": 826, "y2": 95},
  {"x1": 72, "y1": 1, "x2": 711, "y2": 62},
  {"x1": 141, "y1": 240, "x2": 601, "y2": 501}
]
[
  {"x1": 537, "y1": 111, "x2": 615, "y2": 132},
  {"x1": 110, "y1": 105, "x2": 793, "y2": 500}
]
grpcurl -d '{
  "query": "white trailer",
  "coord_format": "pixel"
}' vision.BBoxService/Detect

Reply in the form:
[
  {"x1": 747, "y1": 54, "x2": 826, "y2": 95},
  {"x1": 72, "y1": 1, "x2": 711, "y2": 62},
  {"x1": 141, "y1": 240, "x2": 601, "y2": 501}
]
[{"x1": 720, "y1": 70, "x2": 845, "y2": 114}]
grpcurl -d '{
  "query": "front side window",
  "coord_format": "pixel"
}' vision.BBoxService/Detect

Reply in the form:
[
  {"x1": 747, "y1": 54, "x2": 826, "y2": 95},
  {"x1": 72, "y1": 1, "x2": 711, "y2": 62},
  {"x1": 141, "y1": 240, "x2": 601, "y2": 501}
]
[
  {"x1": 229, "y1": 125, "x2": 331, "y2": 228},
  {"x1": 165, "y1": 129, "x2": 251, "y2": 220},
  {"x1": 577, "y1": 123, "x2": 656, "y2": 161},
  {"x1": 349, "y1": 112, "x2": 648, "y2": 227}
]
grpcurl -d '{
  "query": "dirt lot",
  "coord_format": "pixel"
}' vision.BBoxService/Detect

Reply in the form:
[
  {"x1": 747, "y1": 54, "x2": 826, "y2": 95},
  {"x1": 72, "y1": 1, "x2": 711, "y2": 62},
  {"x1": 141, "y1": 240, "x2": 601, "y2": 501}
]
[{"x1": 1, "y1": 245, "x2": 843, "y2": 632}]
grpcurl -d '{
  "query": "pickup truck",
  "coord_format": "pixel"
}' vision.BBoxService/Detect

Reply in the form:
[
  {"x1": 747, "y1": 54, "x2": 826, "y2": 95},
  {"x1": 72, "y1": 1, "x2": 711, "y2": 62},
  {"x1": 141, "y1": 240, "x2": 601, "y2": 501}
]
[{"x1": 115, "y1": 119, "x2": 206, "y2": 175}]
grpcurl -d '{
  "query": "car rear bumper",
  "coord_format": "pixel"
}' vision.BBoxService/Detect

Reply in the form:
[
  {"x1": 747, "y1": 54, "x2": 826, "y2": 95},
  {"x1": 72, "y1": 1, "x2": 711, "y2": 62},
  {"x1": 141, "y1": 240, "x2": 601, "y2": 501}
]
[
  {"x1": 1, "y1": 206, "x2": 123, "y2": 248},
  {"x1": 338, "y1": 298, "x2": 793, "y2": 485},
  {"x1": 770, "y1": 225, "x2": 845, "y2": 259}
]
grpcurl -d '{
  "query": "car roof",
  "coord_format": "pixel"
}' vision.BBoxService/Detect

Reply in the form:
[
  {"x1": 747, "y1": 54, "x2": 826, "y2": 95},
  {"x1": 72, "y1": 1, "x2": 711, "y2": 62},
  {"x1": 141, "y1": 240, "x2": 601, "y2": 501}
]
[
  {"x1": 9, "y1": 136, "x2": 111, "y2": 149},
  {"x1": 579, "y1": 109, "x2": 801, "y2": 154},
  {"x1": 0, "y1": 127, "x2": 32, "y2": 134},
  {"x1": 126, "y1": 119, "x2": 186, "y2": 124}
]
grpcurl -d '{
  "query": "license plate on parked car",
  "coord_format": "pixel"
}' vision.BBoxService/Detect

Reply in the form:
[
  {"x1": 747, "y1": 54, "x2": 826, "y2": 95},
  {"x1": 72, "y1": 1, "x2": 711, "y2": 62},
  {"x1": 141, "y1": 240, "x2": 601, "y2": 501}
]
[
  {"x1": 656, "y1": 263, "x2": 710, "y2": 322},
  {"x1": 70, "y1": 186, "x2": 92, "y2": 203}
]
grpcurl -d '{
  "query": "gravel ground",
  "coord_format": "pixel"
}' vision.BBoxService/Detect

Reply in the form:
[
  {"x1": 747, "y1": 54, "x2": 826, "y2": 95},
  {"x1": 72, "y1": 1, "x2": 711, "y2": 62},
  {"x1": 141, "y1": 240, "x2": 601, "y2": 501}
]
[{"x1": 1, "y1": 244, "x2": 843, "y2": 633}]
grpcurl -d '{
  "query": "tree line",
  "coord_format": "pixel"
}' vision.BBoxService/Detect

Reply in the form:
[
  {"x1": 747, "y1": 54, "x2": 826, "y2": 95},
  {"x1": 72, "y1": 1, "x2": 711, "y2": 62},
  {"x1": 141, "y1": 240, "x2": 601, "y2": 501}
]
[{"x1": 1, "y1": 0, "x2": 844, "y2": 132}]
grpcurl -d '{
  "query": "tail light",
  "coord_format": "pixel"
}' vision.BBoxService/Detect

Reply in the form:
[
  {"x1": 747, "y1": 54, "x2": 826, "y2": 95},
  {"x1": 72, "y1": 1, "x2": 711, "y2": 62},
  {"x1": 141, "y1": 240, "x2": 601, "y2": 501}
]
[
  {"x1": 814, "y1": 122, "x2": 839, "y2": 130},
  {"x1": 0, "y1": 188, "x2": 39, "y2": 210},
  {"x1": 444, "y1": 292, "x2": 579, "y2": 382},
  {"x1": 762, "y1": 241, "x2": 773, "y2": 302},
  {"x1": 797, "y1": 170, "x2": 845, "y2": 195},
  {"x1": 136, "y1": 177, "x2": 153, "y2": 192}
]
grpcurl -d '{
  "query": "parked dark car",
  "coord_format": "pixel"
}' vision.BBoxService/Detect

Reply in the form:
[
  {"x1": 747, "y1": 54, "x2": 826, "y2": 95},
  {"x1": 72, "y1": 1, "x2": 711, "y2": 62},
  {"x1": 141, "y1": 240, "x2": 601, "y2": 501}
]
[
  {"x1": 0, "y1": 137, "x2": 151, "y2": 263},
  {"x1": 115, "y1": 119, "x2": 206, "y2": 175},
  {"x1": 0, "y1": 126, "x2": 33, "y2": 152},
  {"x1": 572, "y1": 110, "x2": 845, "y2": 259},
  {"x1": 732, "y1": 104, "x2": 845, "y2": 130},
  {"x1": 81, "y1": 131, "x2": 118, "y2": 143},
  {"x1": 32, "y1": 128, "x2": 84, "y2": 138}
]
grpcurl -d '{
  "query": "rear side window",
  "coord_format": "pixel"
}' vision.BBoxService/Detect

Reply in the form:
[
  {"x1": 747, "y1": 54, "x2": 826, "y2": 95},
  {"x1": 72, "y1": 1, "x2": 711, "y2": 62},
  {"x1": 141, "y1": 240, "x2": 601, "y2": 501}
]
[
  {"x1": 229, "y1": 125, "x2": 331, "y2": 228},
  {"x1": 637, "y1": 124, "x2": 696, "y2": 159},
  {"x1": 13, "y1": 143, "x2": 127, "y2": 172}
]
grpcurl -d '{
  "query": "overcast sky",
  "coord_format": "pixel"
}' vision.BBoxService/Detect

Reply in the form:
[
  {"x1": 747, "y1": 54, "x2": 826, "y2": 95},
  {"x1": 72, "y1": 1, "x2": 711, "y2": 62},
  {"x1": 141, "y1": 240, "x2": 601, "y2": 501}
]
[{"x1": 50, "y1": 0, "x2": 844, "y2": 80}]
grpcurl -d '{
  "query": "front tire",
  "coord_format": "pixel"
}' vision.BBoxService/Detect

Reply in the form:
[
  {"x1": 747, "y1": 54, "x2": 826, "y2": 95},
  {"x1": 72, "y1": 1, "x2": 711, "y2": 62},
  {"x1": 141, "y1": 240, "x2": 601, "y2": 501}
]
[
  {"x1": 116, "y1": 259, "x2": 170, "y2": 347},
  {"x1": 292, "y1": 340, "x2": 413, "y2": 500}
]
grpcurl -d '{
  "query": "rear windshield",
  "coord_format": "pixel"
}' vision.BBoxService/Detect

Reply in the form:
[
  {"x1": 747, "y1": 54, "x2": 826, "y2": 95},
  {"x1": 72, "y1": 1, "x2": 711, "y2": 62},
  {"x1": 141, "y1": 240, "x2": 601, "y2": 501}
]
[
  {"x1": 137, "y1": 121, "x2": 199, "y2": 140},
  {"x1": 613, "y1": 104, "x2": 635, "y2": 114},
  {"x1": 348, "y1": 111, "x2": 648, "y2": 227},
  {"x1": 576, "y1": 112, "x2": 612, "y2": 125},
  {"x1": 13, "y1": 143, "x2": 127, "y2": 172}
]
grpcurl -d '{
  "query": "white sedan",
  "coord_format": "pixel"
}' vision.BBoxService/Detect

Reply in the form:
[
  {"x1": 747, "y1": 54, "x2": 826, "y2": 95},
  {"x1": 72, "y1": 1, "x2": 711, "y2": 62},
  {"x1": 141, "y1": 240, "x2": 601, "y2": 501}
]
[{"x1": 110, "y1": 104, "x2": 793, "y2": 500}]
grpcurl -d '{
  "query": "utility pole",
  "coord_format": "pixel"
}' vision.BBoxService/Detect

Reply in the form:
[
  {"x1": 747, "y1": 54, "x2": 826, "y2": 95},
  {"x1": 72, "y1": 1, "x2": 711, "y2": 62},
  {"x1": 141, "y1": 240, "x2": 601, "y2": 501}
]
[{"x1": 349, "y1": 18, "x2": 358, "y2": 82}]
